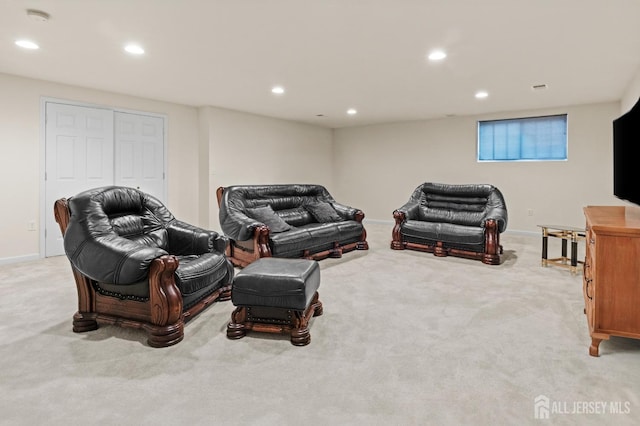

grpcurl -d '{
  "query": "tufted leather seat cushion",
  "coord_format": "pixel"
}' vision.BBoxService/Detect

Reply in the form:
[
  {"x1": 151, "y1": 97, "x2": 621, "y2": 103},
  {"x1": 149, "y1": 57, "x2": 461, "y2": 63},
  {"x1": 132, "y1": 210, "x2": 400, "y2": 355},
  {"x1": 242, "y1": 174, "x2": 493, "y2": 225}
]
[
  {"x1": 94, "y1": 252, "x2": 232, "y2": 306},
  {"x1": 175, "y1": 252, "x2": 230, "y2": 295},
  {"x1": 402, "y1": 220, "x2": 485, "y2": 248},
  {"x1": 270, "y1": 222, "x2": 364, "y2": 257},
  {"x1": 175, "y1": 252, "x2": 231, "y2": 309}
]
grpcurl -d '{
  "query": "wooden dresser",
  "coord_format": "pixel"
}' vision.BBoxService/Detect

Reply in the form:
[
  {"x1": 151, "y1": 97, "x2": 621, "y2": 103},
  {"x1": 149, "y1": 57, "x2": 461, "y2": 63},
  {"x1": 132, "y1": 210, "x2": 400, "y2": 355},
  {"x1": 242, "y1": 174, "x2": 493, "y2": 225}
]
[{"x1": 583, "y1": 206, "x2": 640, "y2": 356}]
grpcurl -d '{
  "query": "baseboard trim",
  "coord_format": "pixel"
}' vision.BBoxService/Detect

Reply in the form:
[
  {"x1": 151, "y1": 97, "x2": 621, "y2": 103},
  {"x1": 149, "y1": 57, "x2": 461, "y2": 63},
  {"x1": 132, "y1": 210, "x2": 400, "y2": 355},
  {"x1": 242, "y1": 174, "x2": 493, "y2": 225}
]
[
  {"x1": 504, "y1": 229, "x2": 538, "y2": 237},
  {"x1": 0, "y1": 253, "x2": 41, "y2": 266},
  {"x1": 363, "y1": 218, "x2": 394, "y2": 225}
]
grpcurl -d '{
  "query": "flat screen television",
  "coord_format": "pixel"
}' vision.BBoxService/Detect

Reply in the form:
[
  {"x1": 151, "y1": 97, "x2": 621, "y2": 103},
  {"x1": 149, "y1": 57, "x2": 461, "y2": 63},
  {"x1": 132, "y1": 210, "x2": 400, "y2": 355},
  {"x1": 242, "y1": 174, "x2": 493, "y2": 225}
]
[{"x1": 613, "y1": 98, "x2": 640, "y2": 205}]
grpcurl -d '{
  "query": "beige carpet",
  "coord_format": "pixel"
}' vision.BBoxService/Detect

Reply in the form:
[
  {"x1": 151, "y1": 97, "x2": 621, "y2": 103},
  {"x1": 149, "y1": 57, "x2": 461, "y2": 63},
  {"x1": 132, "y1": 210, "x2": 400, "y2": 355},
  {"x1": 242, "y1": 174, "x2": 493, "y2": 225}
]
[{"x1": 1, "y1": 223, "x2": 639, "y2": 425}]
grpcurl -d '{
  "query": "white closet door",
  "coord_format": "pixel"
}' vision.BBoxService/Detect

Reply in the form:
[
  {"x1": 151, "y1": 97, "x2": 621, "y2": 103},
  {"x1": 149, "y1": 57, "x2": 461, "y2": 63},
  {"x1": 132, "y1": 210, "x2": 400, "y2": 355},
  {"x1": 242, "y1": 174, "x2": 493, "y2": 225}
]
[
  {"x1": 44, "y1": 102, "x2": 114, "y2": 257},
  {"x1": 114, "y1": 112, "x2": 165, "y2": 202},
  {"x1": 44, "y1": 105, "x2": 166, "y2": 257}
]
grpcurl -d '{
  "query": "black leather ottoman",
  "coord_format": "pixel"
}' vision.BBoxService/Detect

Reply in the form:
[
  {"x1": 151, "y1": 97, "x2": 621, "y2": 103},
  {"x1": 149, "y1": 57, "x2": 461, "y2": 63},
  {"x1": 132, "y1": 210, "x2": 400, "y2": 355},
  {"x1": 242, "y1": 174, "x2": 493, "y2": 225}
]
[{"x1": 227, "y1": 258, "x2": 323, "y2": 346}]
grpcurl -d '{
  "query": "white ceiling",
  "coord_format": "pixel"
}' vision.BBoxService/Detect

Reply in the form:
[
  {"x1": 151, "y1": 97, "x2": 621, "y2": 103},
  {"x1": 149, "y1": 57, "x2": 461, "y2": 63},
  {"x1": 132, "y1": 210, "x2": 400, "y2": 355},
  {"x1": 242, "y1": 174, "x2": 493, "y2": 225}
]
[{"x1": 1, "y1": 0, "x2": 639, "y2": 128}]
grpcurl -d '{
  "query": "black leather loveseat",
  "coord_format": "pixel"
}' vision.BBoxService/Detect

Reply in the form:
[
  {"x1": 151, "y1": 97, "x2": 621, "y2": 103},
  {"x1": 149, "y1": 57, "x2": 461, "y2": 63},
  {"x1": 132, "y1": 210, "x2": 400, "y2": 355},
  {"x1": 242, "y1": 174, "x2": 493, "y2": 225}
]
[
  {"x1": 391, "y1": 182, "x2": 508, "y2": 264},
  {"x1": 217, "y1": 184, "x2": 369, "y2": 267}
]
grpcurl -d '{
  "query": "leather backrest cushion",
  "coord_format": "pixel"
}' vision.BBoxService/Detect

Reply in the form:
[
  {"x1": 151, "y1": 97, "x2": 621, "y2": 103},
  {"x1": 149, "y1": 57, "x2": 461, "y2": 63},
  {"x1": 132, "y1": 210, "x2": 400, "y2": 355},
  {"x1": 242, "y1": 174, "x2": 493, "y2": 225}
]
[
  {"x1": 423, "y1": 193, "x2": 488, "y2": 212},
  {"x1": 99, "y1": 187, "x2": 145, "y2": 215},
  {"x1": 232, "y1": 184, "x2": 329, "y2": 201},
  {"x1": 221, "y1": 184, "x2": 335, "y2": 229},
  {"x1": 245, "y1": 196, "x2": 312, "y2": 210},
  {"x1": 110, "y1": 214, "x2": 145, "y2": 236},
  {"x1": 107, "y1": 202, "x2": 169, "y2": 249},
  {"x1": 276, "y1": 207, "x2": 313, "y2": 227},
  {"x1": 126, "y1": 228, "x2": 169, "y2": 248},
  {"x1": 419, "y1": 207, "x2": 485, "y2": 227},
  {"x1": 414, "y1": 183, "x2": 494, "y2": 227},
  {"x1": 64, "y1": 186, "x2": 173, "y2": 283},
  {"x1": 246, "y1": 201, "x2": 316, "y2": 226}
]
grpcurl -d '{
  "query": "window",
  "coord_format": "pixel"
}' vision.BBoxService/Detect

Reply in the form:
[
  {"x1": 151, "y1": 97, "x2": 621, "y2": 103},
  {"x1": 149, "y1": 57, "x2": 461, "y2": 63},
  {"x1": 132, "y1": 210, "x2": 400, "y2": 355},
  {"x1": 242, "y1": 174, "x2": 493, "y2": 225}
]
[{"x1": 477, "y1": 114, "x2": 567, "y2": 161}]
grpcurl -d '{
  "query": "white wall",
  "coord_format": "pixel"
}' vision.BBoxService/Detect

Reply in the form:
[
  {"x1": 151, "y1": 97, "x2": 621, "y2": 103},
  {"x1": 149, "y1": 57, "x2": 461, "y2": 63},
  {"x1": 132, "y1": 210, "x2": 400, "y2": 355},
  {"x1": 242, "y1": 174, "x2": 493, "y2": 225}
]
[
  {"x1": 0, "y1": 72, "x2": 200, "y2": 262},
  {"x1": 333, "y1": 102, "x2": 625, "y2": 233},
  {"x1": 200, "y1": 106, "x2": 334, "y2": 230},
  {"x1": 621, "y1": 65, "x2": 640, "y2": 113},
  {"x1": 0, "y1": 73, "x2": 333, "y2": 263},
  {"x1": 0, "y1": 70, "x2": 629, "y2": 262}
]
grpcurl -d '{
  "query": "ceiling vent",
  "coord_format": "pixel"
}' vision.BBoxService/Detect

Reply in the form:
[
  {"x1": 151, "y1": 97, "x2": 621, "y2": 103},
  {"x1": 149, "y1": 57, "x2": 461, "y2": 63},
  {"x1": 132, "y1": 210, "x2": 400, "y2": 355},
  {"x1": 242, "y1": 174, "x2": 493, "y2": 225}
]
[{"x1": 27, "y1": 9, "x2": 50, "y2": 22}]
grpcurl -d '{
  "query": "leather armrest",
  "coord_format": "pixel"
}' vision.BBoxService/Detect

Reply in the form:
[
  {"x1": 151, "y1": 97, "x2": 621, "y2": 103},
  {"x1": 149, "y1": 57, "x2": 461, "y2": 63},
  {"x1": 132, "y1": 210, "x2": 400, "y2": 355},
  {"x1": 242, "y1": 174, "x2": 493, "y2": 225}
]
[
  {"x1": 483, "y1": 207, "x2": 508, "y2": 233},
  {"x1": 167, "y1": 220, "x2": 229, "y2": 254},
  {"x1": 331, "y1": 202, "x2": 359, "y2": 220},
  {"x1": 396, "y1": 201, "x2": 420, "y2": 220},
  {"x1": 213, "y1": 234, "x2": 230, "y2": 253},
  {"x1": 65, "y1": 234, "x2": 168, "y2": 285},
  {"x1": 219, "y1": 209, "x2": 266, "y2": 241}
]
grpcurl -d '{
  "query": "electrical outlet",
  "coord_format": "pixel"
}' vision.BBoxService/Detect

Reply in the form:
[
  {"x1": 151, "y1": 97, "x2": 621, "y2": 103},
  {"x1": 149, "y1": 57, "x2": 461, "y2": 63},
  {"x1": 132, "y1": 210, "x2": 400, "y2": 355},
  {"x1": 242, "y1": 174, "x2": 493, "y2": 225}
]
[
  {"x1": 27, "y1": 221, "x2": 36, "y2": 231},
  {"x1": 527, "y1": 209, "x2": 534, "y2": 217}
]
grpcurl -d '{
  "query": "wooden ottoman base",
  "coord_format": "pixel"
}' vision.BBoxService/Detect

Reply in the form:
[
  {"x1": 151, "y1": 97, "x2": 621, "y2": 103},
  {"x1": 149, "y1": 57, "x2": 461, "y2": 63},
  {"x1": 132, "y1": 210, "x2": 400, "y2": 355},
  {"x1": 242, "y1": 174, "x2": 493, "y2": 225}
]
[{"x1": 227, "y1": 291, "x2": 323, "y2": 346}]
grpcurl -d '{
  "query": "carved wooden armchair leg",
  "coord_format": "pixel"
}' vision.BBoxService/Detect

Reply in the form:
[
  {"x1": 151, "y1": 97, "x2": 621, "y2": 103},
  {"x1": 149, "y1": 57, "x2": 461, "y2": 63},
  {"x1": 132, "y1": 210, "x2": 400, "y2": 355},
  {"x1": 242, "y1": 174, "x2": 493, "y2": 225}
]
[{"x1": 390, "y1": 210, "x2": 406, "y2": 250}]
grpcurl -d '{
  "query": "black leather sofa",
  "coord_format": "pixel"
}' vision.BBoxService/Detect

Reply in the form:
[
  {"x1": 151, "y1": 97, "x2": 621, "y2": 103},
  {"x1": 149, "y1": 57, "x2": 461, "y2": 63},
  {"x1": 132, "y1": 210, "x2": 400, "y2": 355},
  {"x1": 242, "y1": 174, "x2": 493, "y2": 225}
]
[
  {"x1": 55, "y1": 186, "x2": 234, "y2": 347},
  {"x1": 391, "y1": 182, "x2": 508, "y2": 264},
  {"x1": 217, "y1": 184, "x2": 369, "y2": 267}
]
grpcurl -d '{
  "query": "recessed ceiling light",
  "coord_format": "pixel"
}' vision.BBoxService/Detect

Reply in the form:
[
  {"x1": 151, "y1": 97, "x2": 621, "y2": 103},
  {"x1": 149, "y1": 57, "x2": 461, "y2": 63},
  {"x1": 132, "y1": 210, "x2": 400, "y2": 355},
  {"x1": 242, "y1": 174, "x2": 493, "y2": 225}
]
[
  {"x1": 271, "y1": 86, "x2": 285, "y2": 94},
  {"x1": 475, "y1": 91, "x2": 489, "y2": 99},
  {"x1": 124, "y1": 44, "x2": 145, "y2": 55},
  {"x1": 428, "y1": 50, "x2": 447, "y2": 61},
  {"x1": 15, "y1": 40, "x2": 39, "y2": 50},
  {"x1": 347, "y1": 108, "x2": 357, "y2": 115}
]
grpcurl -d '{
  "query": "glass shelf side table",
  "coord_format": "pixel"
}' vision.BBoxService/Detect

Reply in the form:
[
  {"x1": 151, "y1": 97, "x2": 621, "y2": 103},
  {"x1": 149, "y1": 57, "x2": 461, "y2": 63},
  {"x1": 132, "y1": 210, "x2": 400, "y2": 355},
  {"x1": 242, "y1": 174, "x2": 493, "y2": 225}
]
[{"x1": 537, "y1": 225, "x2": 586, "y2": 274}]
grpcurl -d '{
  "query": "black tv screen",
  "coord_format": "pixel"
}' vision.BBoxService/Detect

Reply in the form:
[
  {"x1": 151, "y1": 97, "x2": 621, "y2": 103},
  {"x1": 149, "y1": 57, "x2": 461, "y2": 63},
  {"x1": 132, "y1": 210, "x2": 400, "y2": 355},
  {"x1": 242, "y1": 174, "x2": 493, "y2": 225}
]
[{"x1": 613, "y1": 98, "x2": 640, "y2": 205}]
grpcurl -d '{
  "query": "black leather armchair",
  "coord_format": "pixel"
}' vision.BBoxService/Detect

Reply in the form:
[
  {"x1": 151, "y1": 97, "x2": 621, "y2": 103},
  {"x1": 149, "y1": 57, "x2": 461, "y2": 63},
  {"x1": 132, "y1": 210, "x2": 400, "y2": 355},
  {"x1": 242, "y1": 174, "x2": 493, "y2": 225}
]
[
  {"x1": 54, "y1": 186, "x2": 234, "y2": 347},
  {"x1": 391, "y1": 182, "x2": 508, "y2": 264}
]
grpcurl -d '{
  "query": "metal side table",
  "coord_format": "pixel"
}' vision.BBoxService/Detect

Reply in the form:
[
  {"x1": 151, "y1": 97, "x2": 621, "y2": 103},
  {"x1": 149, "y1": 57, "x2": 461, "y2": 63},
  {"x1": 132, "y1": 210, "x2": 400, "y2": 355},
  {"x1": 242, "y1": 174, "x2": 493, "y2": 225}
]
[{"x1": 538, "y1": 224, "x2": 586, "y2": 274}]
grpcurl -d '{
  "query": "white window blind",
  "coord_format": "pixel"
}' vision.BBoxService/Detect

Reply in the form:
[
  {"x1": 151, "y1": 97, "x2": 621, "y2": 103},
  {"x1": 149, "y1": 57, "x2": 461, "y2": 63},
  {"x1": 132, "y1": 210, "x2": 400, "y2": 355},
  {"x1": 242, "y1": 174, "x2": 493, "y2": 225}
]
[{"x1": 478, "y1": 114, "x2": 567, "y2": 161}]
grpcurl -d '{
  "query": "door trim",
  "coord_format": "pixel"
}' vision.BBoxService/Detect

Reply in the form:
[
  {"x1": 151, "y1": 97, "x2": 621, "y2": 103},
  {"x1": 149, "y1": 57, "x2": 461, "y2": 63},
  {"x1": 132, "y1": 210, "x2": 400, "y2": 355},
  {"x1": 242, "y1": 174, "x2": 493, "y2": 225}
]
[{"x1": 40, "y1": 97, "x2": 168, "y2": 258}]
